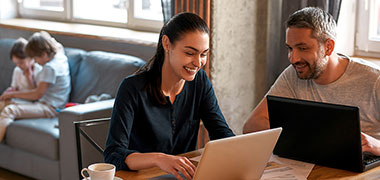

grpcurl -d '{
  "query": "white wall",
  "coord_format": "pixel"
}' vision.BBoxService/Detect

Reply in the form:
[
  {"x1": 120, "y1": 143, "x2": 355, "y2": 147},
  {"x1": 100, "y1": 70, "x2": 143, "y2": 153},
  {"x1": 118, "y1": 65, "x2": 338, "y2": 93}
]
[
  {"x1": 335, "y1": 0, "x2": 356, "y2": 56},
  {"x1": 0, "y1": 0, "x2": 17, "y2": 20}
]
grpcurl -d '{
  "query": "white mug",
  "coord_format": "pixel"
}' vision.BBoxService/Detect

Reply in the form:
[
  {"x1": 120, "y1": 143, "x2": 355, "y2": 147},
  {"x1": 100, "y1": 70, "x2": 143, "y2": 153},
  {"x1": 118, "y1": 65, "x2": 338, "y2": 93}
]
[{"x1": 81, "y1": 163, "x2": 115, "y2": 180}]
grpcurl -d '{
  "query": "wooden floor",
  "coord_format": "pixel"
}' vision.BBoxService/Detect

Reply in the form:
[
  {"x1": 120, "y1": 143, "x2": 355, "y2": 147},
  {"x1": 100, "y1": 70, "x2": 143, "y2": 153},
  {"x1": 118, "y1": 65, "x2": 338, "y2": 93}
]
[{"x1": 0, "y1": 168, "x2": 34, "y2": 180}]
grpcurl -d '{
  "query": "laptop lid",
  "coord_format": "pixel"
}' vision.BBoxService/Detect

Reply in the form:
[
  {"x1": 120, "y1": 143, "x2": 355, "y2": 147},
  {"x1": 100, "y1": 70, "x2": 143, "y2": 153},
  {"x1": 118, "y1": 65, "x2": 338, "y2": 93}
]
[
  {"x1": 267, "y1": 95, "x2": 364, "y2": 172},
  {"x1": 192, "y1": 128, "x2": 282, "y2": 180}
]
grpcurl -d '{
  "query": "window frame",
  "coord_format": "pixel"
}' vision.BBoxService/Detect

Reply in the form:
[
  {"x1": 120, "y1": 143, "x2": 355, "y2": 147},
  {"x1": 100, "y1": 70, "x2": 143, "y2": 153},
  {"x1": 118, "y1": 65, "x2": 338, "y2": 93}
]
[
  {"x1": 355, "y1": 0, "x2": 380, "y2": 57},
  {"x1": 18, "y1": 0, "x2": 163, "y2": 32}
]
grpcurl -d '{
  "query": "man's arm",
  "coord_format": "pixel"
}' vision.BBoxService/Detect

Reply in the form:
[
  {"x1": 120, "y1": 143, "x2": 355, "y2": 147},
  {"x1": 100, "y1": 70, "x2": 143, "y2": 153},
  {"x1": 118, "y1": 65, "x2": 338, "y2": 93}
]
[
  {"x1": 242, "y1": 97, "x2": 270, "y2": 134},
  {"x1": 361, "y1": 132, "x2": 380, "y2": 156},
  {"x1": 0, "y1": 82, "x2": 49, "y2": 101}
]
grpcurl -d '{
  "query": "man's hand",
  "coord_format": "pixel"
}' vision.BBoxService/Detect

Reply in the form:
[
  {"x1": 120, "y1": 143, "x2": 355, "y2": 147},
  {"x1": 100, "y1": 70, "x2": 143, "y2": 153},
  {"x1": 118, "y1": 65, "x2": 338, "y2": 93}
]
[
  {"x1": 154, "y1": 154, "x2": 196, "y2": 180},
  {"x1": 361, "y1": 132, "x2": 380, "y2": 156}
]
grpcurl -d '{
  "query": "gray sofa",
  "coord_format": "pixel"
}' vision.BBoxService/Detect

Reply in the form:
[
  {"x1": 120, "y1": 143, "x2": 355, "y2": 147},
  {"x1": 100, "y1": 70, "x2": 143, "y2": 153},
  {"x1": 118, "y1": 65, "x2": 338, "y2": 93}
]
[{"x1": 0, "y1": 38, "x2": 146, "y2": 180}]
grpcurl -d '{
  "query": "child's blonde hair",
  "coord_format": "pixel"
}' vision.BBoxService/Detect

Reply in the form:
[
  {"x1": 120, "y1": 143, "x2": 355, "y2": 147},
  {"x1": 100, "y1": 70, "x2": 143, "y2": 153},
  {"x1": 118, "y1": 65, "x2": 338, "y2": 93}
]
[{"x1": 25, "y1": 31, "x2": 57, "y2": 58}]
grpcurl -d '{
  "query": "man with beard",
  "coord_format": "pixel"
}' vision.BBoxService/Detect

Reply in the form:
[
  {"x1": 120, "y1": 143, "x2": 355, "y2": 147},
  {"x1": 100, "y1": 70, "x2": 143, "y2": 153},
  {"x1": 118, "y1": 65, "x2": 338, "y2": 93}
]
[{"x1": 243, "y1": 7, "x2": 380, "y2": 156}]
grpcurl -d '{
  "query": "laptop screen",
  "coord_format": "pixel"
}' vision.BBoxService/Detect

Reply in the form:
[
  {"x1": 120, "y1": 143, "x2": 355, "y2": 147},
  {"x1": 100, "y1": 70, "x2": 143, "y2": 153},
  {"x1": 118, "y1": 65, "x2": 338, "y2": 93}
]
[{"x1": 267, "y1": 95, "x2": 364, "y2": 172}]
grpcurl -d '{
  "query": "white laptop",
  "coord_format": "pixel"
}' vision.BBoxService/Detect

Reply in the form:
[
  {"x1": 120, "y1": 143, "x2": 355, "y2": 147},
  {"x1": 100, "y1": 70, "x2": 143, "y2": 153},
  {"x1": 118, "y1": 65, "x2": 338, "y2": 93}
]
[{"x1": 151, "y1": 127, "x2": 282, "y2": 180}]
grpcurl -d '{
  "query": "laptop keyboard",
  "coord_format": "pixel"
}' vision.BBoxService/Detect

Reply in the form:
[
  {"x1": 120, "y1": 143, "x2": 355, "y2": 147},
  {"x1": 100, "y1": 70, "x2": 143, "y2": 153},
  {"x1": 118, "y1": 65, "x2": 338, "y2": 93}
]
[{"x1": 363, "y1": 153, "x2": 380, "y2": 165}]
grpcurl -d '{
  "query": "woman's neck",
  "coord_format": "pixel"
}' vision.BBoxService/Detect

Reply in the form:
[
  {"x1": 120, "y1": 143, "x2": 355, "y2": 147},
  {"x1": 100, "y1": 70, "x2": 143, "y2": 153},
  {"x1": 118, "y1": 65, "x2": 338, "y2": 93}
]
[{"x1": 161, "y1": 59, "x2": 185, "y2": 103}]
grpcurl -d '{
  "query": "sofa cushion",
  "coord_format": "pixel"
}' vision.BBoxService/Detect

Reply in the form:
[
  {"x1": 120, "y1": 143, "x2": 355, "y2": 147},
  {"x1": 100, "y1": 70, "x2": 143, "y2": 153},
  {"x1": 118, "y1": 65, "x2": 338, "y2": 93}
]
[
  {"x1": 5, "y1": 118, "x2": 59, "y2": 160},
  {"x1": 0, "y1": 39, "x2": 16, "y2": 93},
  {"x1": 64, "y1": 48, "x2": 86, "y2": 102},
  {"x1": 70, "y1": 51, "x2": 146, "y2": 103}
]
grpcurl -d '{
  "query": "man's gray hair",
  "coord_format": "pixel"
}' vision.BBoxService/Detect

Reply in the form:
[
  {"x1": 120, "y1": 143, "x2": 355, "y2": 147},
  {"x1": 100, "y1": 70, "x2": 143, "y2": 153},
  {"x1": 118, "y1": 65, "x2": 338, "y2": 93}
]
[{"x1": 286, "y1": 7, "x2": 337, "y2": 43}]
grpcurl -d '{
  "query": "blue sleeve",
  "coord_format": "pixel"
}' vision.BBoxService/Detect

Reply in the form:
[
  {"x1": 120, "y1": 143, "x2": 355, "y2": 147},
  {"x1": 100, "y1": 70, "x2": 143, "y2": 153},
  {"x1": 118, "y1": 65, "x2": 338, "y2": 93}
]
[
  {"x1": 199, "y1": 71, "x2": 235, "y2": 140},
  {"x1": 103, "y1": 78, "x2": 138, "y2": 171}
]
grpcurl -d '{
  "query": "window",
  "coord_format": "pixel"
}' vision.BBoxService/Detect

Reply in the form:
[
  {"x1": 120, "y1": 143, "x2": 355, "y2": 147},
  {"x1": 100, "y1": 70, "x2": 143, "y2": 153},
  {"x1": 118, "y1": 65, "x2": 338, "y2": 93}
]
[
  {"x1": 22, "y1": 0, "x2": 64, "y2": 11},
  {"x1": 18, "y1": 0, "x2": 164, "y2": 32},
  {"x1": 356, "y1": 0, "x2": 380, "y2": 56},
  {"x1": 73, "y1": 0, "x2": 128, "y2": 24}
]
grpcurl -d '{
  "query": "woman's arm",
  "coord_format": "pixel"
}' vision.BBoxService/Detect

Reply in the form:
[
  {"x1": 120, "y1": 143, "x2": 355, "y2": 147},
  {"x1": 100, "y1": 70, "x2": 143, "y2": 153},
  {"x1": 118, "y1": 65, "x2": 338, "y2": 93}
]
[
  {"x1": 199, "y1": 70, "x2": 235, "y2": 139},
  {"x1": 104, "y1": 79, "x2": 139, "y2": 170}
]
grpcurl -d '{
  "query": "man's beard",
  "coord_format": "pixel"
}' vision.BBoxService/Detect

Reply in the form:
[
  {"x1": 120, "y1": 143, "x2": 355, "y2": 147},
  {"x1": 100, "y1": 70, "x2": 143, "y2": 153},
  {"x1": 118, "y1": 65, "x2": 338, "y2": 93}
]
[{"x1": 293, "y1": 48, "x2": 328, "y2": 80}]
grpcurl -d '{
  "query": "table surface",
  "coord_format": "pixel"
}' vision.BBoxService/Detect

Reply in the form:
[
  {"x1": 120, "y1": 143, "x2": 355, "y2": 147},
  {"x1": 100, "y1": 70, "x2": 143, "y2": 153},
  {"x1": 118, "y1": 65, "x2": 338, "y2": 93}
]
[{"x1": 115, "y1": 149, "x2": 380, "y2": 180}]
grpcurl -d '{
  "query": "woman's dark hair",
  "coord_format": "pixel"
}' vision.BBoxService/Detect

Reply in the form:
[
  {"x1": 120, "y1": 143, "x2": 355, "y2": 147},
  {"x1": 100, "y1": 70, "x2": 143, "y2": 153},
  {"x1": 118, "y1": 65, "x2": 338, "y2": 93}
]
[
  {"x1": 10, "y1": 37, "x2": 28, "y2": 60},
  {"x1": 139, "y1": 12, "x2": 209, "y2": 105}
]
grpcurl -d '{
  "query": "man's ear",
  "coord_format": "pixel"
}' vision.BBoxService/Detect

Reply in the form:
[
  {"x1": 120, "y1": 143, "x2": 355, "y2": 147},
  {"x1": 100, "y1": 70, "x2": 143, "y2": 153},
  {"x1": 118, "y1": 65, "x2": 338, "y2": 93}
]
[
  {"x1": 162, "y1": 35, "x2": 171, "y2": 53},
  {"x1": 325, "y1": 38, "x2": 335, "y2": 56}
]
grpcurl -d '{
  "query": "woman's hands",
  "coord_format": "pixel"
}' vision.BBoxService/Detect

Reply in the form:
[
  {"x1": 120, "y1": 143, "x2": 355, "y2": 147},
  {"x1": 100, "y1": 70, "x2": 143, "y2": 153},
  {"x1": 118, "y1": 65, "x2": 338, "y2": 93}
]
[
  {"x1": 154, "y1": 153, "x2": 196, "y2": 180},
  {"x1": 125, "y1": 152, "x2": 196, "y2": 180},
  {"x1": 361, "y1": 132, "x2": 380, "y2": 156}
]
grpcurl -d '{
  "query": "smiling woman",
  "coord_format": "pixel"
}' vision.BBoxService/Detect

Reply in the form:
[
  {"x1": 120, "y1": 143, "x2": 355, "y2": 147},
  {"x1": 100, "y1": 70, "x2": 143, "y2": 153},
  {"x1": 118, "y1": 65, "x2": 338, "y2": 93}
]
[{"x1": 103, "y1": 12, "x2": 235, "y2": 180}]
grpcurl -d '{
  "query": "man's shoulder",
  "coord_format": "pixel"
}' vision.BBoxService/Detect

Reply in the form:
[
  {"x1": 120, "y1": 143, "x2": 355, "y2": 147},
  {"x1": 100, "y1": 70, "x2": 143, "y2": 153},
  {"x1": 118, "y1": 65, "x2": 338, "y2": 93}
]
[
  {"x1": 348, "y1": 57, "x2": 380, "y2": 74},
  {"x1": 278, "y1": 65, "x2": 299, "y2": 82}
]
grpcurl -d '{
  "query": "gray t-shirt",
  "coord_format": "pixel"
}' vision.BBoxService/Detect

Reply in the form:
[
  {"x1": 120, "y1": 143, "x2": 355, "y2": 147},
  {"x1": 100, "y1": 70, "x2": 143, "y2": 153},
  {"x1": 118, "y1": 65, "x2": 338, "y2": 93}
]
[
  {"x1": 36, "y1": 52, "x2": 71, "y2": 109},
  {"x1": 268, "y1": 55, "x2": 380, "y2": 139}
]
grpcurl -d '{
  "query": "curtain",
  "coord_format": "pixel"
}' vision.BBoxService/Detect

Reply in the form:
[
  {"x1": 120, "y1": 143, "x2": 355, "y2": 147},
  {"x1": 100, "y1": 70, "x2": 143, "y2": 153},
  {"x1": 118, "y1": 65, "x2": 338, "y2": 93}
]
[
  {"x1": 161, "y1": 0, "x2": 175, "y2": 24},
  {"x1": 267, "y1": 0, "x2": 342, "y2": 89},
  {"x1": 161, "y1": 0, "x2": 210, "y2": 25},
  {"x1": 306, "y1": 0, "x2": 342, "y2": 22}
]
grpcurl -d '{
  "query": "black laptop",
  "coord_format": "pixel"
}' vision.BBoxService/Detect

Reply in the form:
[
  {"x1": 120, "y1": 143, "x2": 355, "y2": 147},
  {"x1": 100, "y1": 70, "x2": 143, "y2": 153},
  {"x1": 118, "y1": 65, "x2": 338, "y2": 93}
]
[{"x1": 267, "y1": 95, "x2": 380, "y2": 172}]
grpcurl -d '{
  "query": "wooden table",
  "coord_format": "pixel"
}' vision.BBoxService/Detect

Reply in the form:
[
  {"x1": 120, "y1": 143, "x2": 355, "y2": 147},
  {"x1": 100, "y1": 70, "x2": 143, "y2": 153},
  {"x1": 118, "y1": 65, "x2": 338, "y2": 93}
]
[{"x1": 115, "y1": 149, "x2": 380, "y2": 180}]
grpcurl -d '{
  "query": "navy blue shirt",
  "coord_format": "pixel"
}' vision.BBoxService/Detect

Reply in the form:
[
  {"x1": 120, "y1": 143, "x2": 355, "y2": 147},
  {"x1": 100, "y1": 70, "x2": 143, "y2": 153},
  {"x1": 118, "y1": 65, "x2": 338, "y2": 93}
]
[{"x1": 104, "y1": 69, "x2": 235, "y2": 170}]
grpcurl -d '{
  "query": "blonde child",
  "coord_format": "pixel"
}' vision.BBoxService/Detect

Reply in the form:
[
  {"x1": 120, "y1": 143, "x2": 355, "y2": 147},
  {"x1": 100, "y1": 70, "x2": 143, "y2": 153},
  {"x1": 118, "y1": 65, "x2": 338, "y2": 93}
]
[
  {"x1": 0, "y1": 32, "x2": 70, "y2": 141},
  {"x1": 0, "y1": 38, "x2": 42, "y2": 109}
]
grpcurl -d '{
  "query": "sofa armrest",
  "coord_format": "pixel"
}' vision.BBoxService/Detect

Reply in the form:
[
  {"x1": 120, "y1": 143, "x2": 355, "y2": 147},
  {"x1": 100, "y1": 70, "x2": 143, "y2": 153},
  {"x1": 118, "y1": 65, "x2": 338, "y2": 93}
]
[
  {"x1": 60, "y1": 99, "x2": 114, "y2": 121},
  {"x1": 59, "y1": 99, "x2": 114, "y2": 180}
]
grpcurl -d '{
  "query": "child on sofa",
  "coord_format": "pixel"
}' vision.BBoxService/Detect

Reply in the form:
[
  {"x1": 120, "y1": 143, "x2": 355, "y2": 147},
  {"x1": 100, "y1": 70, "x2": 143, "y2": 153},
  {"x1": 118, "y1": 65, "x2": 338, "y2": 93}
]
[
  {"x1": 0, "y1": 31, "x2": 70, "y2": 142},
  {"x1": 0, "y1": 37, "x2": 43, "y2": 110}
]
